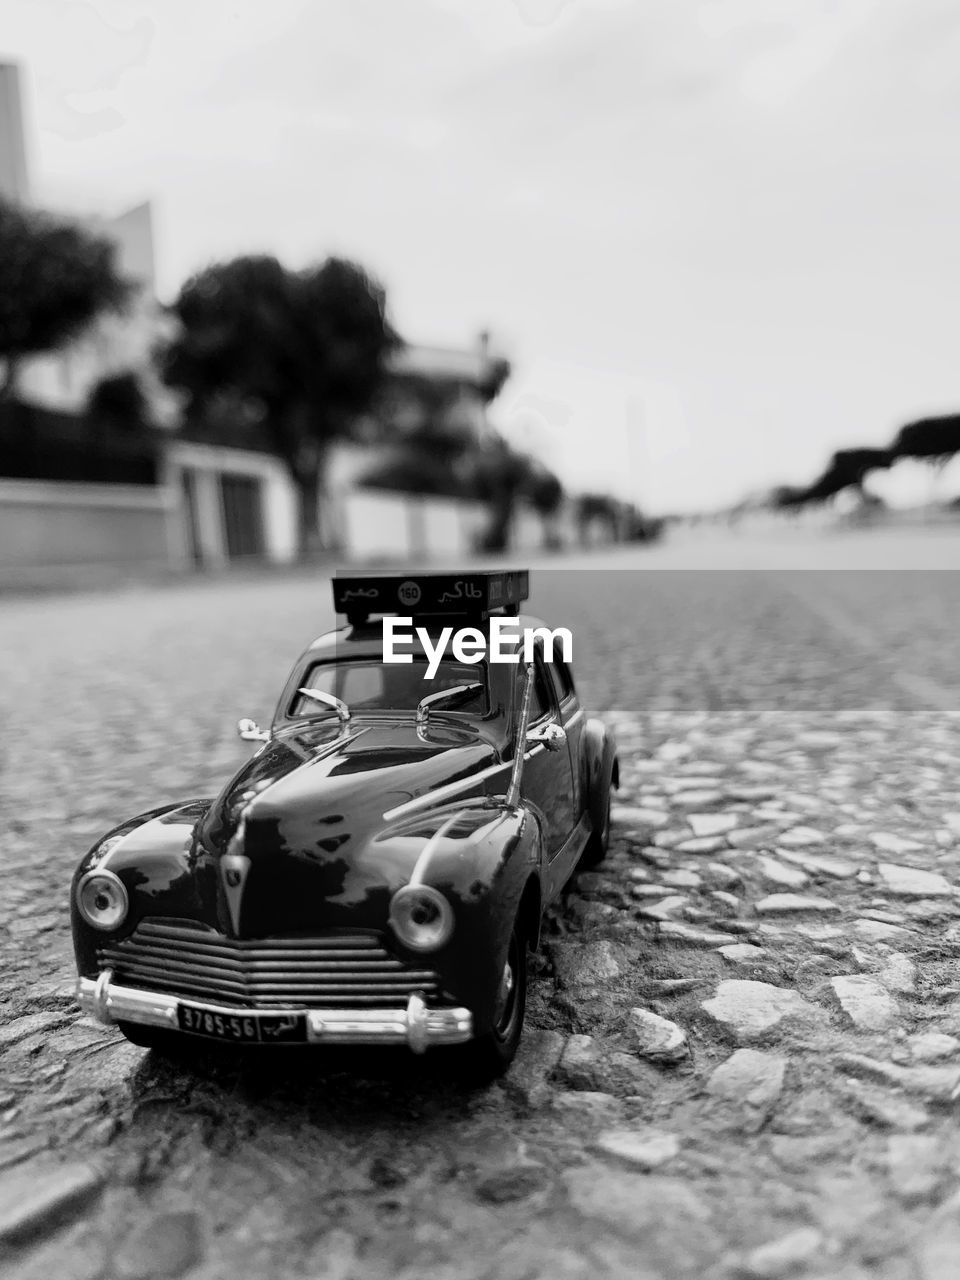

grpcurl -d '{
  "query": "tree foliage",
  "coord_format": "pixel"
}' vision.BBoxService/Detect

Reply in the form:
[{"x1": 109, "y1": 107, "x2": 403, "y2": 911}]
[
  {"x1": 159, "y1": 254, "x2": 399, "y2": 550},
  {"x1": 773, "y1": 447, "x2": 893, "y2": 508},
  {"x1": 774, "y1": 410, "x2": 960, "y2": 512},
  {"x1": 86, "y1": 369, "x2": 153, "y2": 434},
  {"x1": 0, "y1": 198, "x2": 130, "y2": 394},
  {"x1": 891, "y1": 416, "x2": 960, "y2": 466}
]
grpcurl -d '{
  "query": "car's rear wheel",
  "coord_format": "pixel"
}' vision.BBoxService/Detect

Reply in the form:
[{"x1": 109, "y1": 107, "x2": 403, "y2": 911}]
[{"x1": 465, "y1": 921, "x2": 527, "y2": 1080}]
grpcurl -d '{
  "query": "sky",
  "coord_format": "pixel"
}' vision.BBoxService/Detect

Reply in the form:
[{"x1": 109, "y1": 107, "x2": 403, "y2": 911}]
[{"x1": 4, "y1": 0, "x2": 960, "y2": 514}]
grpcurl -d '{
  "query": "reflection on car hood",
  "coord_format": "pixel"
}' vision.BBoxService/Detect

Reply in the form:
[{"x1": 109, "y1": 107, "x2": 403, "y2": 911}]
[
  {"x1": 187, "y1": 717, "x2": 503, "y2": 935},
  {"x1": 208, "y1": 718, "x2": 496, "y2": 834}
]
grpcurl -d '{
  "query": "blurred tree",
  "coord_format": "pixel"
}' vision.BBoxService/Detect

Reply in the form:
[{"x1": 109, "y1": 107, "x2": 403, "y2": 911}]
[
  {"x1": 478, "y1": 355, "x2": 511, "y2": 405},
  {"x1": 0, "y1": 198, "x2": 130, "y2": 399},
  {"x1": 526, "y1": 467, "x2": 564, "y2": 519},
  {"x1": 470, "y1": 436, "x2": 534, "y2": 552},
  {"x1": 159, "y1": 254, "x2": 398, "y2": 552},
  {"x1": 891, "y1": 416, "x2": 960, "y2": 467},
  {"x1": 86, "y1": 369, "x2": 154, "y2": 434},
  {"x1": 576, "y1": 492, "x2": 621, "y2": 544},
  {"x1": 777, "y1": 446, "x2": 893, "y2": 508},
  {"x1": 524, "y1": 464, "x2": 564, "y2": 550}
]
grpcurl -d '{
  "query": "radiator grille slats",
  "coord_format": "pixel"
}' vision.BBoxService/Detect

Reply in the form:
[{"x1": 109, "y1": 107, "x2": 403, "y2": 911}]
[{"x1": 98, "y1": 919, "x2": 442, "y2": 1008}]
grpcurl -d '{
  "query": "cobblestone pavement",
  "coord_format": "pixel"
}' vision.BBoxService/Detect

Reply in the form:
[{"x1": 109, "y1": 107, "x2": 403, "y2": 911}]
[{"x1": 3, "y1": 551, "x2": 960, "y2": 1279}]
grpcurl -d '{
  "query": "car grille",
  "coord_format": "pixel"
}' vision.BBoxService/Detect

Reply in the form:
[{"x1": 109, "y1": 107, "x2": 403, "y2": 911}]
[{"x1": 97, "y1": 918, "x2": 443, "y2": 1009}]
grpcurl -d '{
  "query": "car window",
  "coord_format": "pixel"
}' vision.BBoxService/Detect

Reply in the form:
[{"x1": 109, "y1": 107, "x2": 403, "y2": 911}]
[
  {"x1": 547, "y1": 662, "x2": 567, "y2": 706},
  {"x1": 549, "y1": 643, "x2": 575, "y2": 698},
  {"x1": 527, "y1": 660, "x2": 553, "y2": 723},
  {"x1": 290, "y1": 659, "x2": 486, "y2": 717}
]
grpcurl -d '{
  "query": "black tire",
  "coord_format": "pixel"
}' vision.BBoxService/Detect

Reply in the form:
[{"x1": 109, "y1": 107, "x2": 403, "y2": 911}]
[
  {"x1": 116, "y1": 1021, "x2": 186, "y2": 1054},
  {"x1": 580, "y1": 789, "x2": 611, "y2": 867},
  {"x1": 465, "y1": 922, "x2": 527, "y2": 1080}
]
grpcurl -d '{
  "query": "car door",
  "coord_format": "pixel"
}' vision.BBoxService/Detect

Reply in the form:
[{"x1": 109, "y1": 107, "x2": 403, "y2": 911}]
[{"x1": 518, "y1": 648, "x2": 576, "y2": 879}]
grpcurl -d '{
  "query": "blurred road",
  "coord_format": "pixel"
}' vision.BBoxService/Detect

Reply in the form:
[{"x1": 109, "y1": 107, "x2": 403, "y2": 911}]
[{"x1": 2, "y1": 528, "x2": 960, "y2": 1279}]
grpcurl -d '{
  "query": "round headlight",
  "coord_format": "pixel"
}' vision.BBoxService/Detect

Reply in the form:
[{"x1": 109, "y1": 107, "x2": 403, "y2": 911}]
[
  {"x1": 76, "y1": 870, "x2": 129, "y2": 931},
  {"x1": 389, "y1": 885, "x2": 454, "y2": 952}
]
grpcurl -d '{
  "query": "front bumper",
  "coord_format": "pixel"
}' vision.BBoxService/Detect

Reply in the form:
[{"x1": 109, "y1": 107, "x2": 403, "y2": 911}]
[{"x1": 76, "y1": 972, "x2": 473, "y2": 1053}]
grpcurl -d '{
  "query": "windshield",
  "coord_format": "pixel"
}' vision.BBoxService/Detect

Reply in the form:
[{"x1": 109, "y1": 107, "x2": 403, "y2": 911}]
[{"x1": 289, "y1": 659, "x2": 487, "y2": 718}]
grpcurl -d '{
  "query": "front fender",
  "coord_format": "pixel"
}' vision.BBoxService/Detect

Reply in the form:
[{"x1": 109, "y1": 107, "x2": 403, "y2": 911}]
[
  {"x1": 380, "y1": 799, "x2": 542, "y2": 1034},
  {"x1": 70, "y1": 798, "x2": 214, "y2": 977}
]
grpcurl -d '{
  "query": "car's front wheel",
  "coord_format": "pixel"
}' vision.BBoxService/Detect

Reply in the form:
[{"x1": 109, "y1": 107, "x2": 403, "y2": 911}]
[{"x1": 466, "y1": 921, "x2": 527, "y2": 1080}]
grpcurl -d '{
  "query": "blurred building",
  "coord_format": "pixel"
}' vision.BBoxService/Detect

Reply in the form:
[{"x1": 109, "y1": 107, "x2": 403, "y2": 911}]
[
  {"x1": 379, "y1": 332, "x2": 500, "y2": 440},
  {"x1": 0, "y1": 57, "x2": 521, "y2": 578},
  {"x1": 165, "y1": 336, "x2": 504, "y2": 570},
  {"x1": 18, "y1": 200, "x2": 176, "y2": 422},
  {"x1": 0, "y1": 62, "x2": 29, "y2": 202},
  {"x1": 1, "y1": 59, "x2": 172, "y2": 422}
]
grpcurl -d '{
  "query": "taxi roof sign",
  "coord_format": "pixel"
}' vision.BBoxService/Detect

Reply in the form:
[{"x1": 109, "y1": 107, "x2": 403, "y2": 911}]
[{"x1": 333, "y1": 570, "x2": 529, "y2": 624}]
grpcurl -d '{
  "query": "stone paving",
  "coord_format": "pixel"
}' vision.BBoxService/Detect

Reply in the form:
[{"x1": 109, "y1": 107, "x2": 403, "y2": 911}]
[{"x1": 2, "y1": 561, "x2": 960, "y2": 1278}]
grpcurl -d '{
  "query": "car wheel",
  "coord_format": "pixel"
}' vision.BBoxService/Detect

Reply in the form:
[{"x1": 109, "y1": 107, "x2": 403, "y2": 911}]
[
  {"x1": 580, "y1": 790, "x2": 611, "y2": 867},
  {"x1": 465, "y1": 921, "x2": 527, "y2": 1080}
]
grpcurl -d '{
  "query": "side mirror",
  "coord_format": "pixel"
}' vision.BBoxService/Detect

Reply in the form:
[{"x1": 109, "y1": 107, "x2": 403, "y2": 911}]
[
  {"x1": 237, "y1": 718, "x2": 270, "y2": 743},
  {"x1": 526, "y1": 721, "x2": 565, "y2": 752}
]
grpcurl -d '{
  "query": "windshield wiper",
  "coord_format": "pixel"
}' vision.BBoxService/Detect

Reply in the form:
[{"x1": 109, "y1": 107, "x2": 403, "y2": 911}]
[{"x1": 297, "y1": 687, "x2": 351, "y2": 726}]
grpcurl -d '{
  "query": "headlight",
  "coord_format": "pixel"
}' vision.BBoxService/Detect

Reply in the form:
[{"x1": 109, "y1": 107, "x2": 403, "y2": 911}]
[
  {"x1": 389, "y1": 885, "x2": 453, "y2": 952},
  {"x1": 76, "y1": 870, "x2": 129, "y2": 931}
]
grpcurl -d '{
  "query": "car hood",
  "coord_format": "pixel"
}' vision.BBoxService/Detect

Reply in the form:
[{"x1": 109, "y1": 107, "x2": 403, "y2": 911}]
[
  {"x1": 203, "y1": 717, "x2": 498, "y2": 847},
  {"x1": 98, "y1": 718, "x2": 506, "y2": 940}
]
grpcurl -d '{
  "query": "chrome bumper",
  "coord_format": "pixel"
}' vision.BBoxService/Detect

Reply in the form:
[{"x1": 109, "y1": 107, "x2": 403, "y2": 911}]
[{"x1": 76, "y1": 972, "x2": 473, "y2": 1053}]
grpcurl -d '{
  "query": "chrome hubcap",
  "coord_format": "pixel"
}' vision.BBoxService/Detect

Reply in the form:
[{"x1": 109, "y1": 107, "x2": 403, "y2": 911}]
[{"x1": 494, "y1": 957, "x2": 515, "y2": 1028}]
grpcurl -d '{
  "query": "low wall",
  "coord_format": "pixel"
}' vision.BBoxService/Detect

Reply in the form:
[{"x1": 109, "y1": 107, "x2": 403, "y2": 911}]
[
  {"x1": 339, "y1": 491, "x2": 487, "y2": 561},
  {"x1": 0, "y1": 479, "x2": 178, "y2": 582}
]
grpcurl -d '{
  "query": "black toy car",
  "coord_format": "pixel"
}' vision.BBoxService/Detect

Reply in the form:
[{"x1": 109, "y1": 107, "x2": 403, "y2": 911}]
[{"x1": 73, "y1": 571, "x2": 618, "y2": 1074}]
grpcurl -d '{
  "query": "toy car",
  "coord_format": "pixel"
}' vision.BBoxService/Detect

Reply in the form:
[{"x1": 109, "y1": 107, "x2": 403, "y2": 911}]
[{"x1": 73, "y1": 571, "x2": 618, "y2": 1074}]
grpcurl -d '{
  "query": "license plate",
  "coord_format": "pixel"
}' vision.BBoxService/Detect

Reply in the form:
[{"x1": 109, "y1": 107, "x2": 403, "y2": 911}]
[{"x1": 176, "y1": 1003, "x2": 307, "y2": 1043}]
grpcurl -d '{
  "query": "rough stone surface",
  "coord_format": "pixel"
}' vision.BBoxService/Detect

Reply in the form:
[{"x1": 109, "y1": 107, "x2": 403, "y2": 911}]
[
  {"x1": 504, "y1": 1030, "x2": 566, "y2": 1107},
  {"x1": 877, "y1": 863, "x2": 954, "y2": 898},
  {"x1": 719, "y1": 943, "x2": 767, "y2": 963},
  {"x1": 556, "y1": 1034, "x2": 602, "y2": 1090},
  {"x1": 627, "y1": 1007, "x2": 689, "y2": 1062},
  {"x1": 757, "y1": 856, "x2": 809, "y2": 889},
  {"x1": 831, "y1": 976, "x2": 901, "y2": 1032},
  {"x1": 741, "y1": 1227, "x2": 825, "y2": 1278},
  {"x1": 871, "y1": 832, "x2": 925, "y2": 854},
  {"x1": 702, "y1": 980, "x2": 822, "y2": 1044},
  {"x1": 0, "y1": 1161, "x2": 104, "y2": 1244},
  {"x1": 114, "y1": 1212, "x2": 205, "y2": 1280},
  {"x1": 688, "y1": 813, "x2": 739, "y2": 837},
  {"x1": 706, "y1": 1049, "x2": 786, "y2": 1111},
  {"x1": 755, "y1": 893, "x2": 841, "y2": 915},
  {"x1": 657, "y1": 921, "x2": 735, "y2": 947},
  {"x1": 591, "y1": 1127, "x2": 680, "y2": 1170},
  {"x1": 8, "y1": 559, "x2": 960, "y2": 1278},
  {"x1": 777, "y1": 827, "x2": 827, "y2": 847},
  {"x1": 776, "y1": 848, "x2": 860, "y2": 878},
  {"x1": 838, "y1": 1054, "x2": 960, "y2": 1102},
  {"x1": 879, "y1": 952, "x2": 918, "y2": 994},
  {"x1": 908, "y1": 1032, "x2": 960, "y2": 1063},
  {"x1": 676, "y1": 835, "x2": 730, "y2": 855}
]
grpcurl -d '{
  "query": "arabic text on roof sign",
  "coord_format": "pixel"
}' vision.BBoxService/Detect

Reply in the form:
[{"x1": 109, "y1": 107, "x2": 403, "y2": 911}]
[{"x1": 332, "y1": 571, "x2": 529, "y2": 621}]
